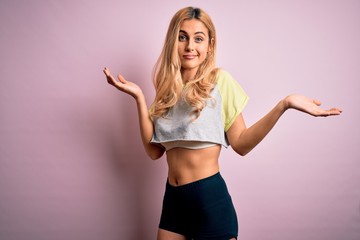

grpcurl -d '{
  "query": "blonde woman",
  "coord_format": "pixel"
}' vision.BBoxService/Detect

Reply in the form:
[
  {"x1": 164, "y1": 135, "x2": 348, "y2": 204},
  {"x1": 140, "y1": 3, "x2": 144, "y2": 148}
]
[{"x1": 103, "y1": 7, "x2": 341, "y2": 240}]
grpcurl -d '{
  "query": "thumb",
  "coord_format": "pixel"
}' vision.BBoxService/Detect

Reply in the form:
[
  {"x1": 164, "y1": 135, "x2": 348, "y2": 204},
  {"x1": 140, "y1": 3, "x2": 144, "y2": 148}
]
[
  {"x1": 313, "y1": 99, "x2": 322, "y2": 106},
  {"x1": 117, "y1": 74, "x2": 127, "y2": 84}
]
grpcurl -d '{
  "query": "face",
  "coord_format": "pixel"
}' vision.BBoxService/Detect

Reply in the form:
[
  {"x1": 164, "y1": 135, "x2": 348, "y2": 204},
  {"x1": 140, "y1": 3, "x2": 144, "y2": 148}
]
[{"x1": 177, "y1": 19, "x2": 212, "y2": 80}]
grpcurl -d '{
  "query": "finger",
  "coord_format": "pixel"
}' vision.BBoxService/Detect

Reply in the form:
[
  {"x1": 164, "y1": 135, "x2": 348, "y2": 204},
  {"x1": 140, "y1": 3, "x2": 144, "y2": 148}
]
[
  {"x1": 103, "y1": 67, "x2": 111, "y2": 76},
  {"x1": 329, "y1": 108, "x2": 342, "y2": 115},
  {"x1": 117, "y1": 74, "x2": 127, "y2": 84},
  {"x1": 104, "y1": 70, "x2": 117, "y2": 85},
  {"x1": 313, "y1": 99, "x2": 322, "y2": 106},
  {"x1": 321, "y1": 108, "x2": 342, "y2": 117}
]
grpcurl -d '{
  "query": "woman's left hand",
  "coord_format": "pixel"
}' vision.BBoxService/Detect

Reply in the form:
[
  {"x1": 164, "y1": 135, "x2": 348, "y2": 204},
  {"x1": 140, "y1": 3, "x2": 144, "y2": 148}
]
[{"x1": 284, "y1": 94, "x2": 342, "y2": 117}]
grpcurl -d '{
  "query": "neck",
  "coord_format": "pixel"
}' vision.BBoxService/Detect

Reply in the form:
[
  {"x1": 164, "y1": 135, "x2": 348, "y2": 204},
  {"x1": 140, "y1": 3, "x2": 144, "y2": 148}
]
[{"x1": 181, "y1": 68, "x2": 198, "y2": 83}]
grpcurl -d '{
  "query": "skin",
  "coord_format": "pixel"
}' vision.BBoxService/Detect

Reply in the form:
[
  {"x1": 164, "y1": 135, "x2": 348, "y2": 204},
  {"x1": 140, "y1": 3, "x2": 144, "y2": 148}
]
[
  {"x1": 103, "y1": 19, "x2": 342, "y2": 240},
  {"x1": 178, "y1": 19, "x2": 213, "y2": 83}
]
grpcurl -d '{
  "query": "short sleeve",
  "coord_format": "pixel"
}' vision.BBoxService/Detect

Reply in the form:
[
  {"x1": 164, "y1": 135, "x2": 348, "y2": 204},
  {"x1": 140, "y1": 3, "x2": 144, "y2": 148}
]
[{"x1": 217, "y1": 70, "x2": 249, "y2": 132}]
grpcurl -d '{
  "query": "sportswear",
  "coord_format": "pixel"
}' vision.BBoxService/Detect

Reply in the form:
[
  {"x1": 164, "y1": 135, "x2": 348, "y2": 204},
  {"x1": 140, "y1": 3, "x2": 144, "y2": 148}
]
[{"x1": 151, "y1": 69, "x2": 249, "y2": 150}]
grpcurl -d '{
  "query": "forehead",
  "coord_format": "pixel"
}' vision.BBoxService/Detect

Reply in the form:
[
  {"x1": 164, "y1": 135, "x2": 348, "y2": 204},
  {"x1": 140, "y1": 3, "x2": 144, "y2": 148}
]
[{"x1": 180, "y1": 19, "x2": 208, "y2": 35}]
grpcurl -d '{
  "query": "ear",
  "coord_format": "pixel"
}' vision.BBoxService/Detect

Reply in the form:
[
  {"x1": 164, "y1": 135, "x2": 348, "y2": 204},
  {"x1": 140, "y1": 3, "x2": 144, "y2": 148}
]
[{"x1": 208, "y1": 37, "x2": 215, "y2": 53}]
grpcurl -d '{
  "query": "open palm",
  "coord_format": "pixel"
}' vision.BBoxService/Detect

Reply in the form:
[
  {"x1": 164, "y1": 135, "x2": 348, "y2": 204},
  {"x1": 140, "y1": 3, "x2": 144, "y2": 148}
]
[
  {"x1": 286, "y1": 94, "x2": 342, "y2": 117},
  {"x1": 103, "y1": 67, "x2": 142, "y2": 99}
]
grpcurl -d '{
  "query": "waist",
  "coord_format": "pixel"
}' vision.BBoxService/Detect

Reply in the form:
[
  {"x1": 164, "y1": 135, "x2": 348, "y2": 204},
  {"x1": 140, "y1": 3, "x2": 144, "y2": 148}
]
[
  {"x1": 161, "y1": 140, "x2": 218, "y2": 151},
  {"x1": 166, "y1": 145, "x2": 221, "y2": 186},
  {"x1": 166, "y1": 172, "x2": 224, "y2": 192}
]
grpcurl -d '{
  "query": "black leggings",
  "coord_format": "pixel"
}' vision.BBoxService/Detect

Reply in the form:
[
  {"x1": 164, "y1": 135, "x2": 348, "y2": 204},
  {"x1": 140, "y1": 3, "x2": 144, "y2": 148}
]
[{"x1": 159, "y1": 172, "x2": 238, "y2": 240}]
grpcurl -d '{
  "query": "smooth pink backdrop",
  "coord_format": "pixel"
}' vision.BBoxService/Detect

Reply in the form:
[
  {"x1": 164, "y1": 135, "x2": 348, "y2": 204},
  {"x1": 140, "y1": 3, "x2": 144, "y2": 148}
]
[{"x1": 0, "y1": 0, "x2": 359, "y2": 239}]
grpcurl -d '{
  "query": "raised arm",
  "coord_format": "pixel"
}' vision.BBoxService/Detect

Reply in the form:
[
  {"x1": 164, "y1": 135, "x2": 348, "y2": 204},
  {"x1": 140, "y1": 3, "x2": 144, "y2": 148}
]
[
  {"x1": 226, "y1": 94, "x2": 342, "y2": 156},
  {"x1": 103, "y1": 67, "x2": 165, "y2": 160}
]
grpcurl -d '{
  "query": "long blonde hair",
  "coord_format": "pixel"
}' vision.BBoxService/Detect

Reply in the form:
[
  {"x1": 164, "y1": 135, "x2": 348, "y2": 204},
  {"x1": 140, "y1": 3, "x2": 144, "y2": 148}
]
[{"x1": 150, "y1": 7, "x2": 218, "y2": 119}]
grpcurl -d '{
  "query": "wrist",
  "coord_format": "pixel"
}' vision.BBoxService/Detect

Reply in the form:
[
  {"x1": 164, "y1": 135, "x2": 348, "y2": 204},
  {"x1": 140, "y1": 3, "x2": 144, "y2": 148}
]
[
  {"x1": 134, "y1": 90, "x2": 144, "y2": 101},
  {"x1": 134, "y1": 91, "x2": 146, "y2": 105},
  {"x1": 280, "y1": 97, "x2": 290, "y2": 112}
]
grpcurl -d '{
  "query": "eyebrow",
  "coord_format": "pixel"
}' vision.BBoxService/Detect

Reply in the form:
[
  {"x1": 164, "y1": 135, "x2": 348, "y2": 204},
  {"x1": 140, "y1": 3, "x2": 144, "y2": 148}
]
[{"x1": 179, "y1": 30, "x2": 206, "y2": 36}]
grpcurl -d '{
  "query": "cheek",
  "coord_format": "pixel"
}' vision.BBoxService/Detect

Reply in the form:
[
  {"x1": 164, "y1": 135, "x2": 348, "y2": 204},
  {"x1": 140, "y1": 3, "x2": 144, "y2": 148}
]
[
  {"x1": 199, "y1": 48, "x2": 209, "y2": 59},
  {"x1": 177, "y1": 42, "x2": 185, "y2": 52},
  {"x1": 199, "y1": 44, "x2": 209, "y2": 55}
]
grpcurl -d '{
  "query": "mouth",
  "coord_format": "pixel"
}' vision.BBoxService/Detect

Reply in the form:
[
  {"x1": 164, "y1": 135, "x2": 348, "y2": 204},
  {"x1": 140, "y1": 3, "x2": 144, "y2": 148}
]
[{"x1": 183, "y1": 54, "x2": 198, "y2": 60}]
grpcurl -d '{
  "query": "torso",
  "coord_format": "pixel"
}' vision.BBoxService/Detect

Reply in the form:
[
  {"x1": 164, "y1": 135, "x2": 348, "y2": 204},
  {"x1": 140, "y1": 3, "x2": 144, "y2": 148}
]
[
  {"x1": 165, "y1": 144, "x2": 221, "y2": 186},
  {"x1": 152, "y1": 70, "x2": 249, "y2": 186}
]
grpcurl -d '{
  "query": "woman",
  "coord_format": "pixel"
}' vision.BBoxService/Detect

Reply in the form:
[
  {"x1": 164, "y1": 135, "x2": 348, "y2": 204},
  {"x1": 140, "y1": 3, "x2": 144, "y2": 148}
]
[{"x1": 103, "y1": 6, "x2": 341, "y2": 240}]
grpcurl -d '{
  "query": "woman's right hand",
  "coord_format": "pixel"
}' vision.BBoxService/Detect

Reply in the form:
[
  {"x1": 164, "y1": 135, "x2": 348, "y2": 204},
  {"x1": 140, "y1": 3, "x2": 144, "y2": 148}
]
[
  {"x1": 103, "y1": 68, "x2": 164, "y2": 160},
  {"x1": 103, "y1": 67, "x2": 143, "y2": 99}
]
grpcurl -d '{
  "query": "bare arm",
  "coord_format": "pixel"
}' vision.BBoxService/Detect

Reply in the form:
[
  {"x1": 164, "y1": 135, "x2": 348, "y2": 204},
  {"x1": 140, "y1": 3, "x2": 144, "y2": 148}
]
[
  {"x1": 227, "y1": 94, "x2": 342, "y2": 156},
  {"x1": 103, "y1": 67, "x2": 165, "y2": 160}
]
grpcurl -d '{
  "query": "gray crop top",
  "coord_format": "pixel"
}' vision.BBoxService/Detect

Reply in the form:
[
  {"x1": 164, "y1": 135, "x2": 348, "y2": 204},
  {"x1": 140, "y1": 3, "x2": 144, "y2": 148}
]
[{"x1": 150, "y1": 70, "x2": 249, "y2": 151}]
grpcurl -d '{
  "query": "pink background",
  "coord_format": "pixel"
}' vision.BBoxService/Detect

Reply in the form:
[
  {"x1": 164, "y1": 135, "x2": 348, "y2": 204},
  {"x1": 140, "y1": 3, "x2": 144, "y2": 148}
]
[{"x1": 1, "y1": 0, "x2": 359, "y2": 239}]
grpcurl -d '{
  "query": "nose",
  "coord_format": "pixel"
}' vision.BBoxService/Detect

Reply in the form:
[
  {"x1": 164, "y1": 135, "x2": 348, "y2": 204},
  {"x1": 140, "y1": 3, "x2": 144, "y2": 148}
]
[{"x1": 186, "y1": 40, "x2": 194, "y2": 52}]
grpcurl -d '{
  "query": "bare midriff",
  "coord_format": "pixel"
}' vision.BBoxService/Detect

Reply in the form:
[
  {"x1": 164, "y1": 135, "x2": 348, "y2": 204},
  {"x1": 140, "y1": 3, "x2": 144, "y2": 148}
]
[{"x1": 165, "y1": 145, "x2": 222, "y2": 186}]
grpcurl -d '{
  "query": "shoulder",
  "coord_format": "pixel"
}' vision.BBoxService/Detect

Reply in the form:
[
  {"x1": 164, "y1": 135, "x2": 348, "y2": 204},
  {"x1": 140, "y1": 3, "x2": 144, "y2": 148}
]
[
  {"x1": 216, "y1": 68, "x2": 232, "y2": 81},
  {"x1": 215, "y1": 69, "x2": 239, "y2": 87},
  {"x1": 215, "y1": 69, "x2": 244, "y2": 93},
  {"x1": 215, "y1": 68, "x2": 250, "y2": 131}
]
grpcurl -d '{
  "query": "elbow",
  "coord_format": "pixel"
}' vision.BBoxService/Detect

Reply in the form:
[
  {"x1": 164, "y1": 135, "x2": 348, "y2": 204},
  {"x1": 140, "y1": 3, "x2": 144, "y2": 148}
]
[
  {"x1": 147, "y1": 148, "x2": 165, "y2": 160},
  {"x1": 144, "y1": 142, "x2": 165, "y2": 160},
  {"x1": 232, "y1": 146, "x2": 250, "y2": 157},
  {"x1": 238, "y1": 151, "x2": 248, "y2": 157},
  {"x1": 237, "y1": 150, "x2": 249, "y2": 157},
  {"x1": 149, "y1": 153, "x2": 162, "y2": 160}
]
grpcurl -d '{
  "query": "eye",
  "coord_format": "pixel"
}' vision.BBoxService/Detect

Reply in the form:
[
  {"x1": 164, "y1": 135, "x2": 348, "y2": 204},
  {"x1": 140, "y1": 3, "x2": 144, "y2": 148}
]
[
  {"x1": 179, "y1": 35, "x2": 188, "y2": 42},
  {"x1": 195, "y1": 37, "x2": 204, "y2": 43}
]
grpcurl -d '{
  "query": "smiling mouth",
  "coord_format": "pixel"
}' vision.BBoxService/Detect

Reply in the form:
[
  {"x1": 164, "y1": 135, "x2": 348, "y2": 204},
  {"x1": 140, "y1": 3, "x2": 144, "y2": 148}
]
[{"x1": 183, "y1": 55, "x2": 198, "y2": 60}]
